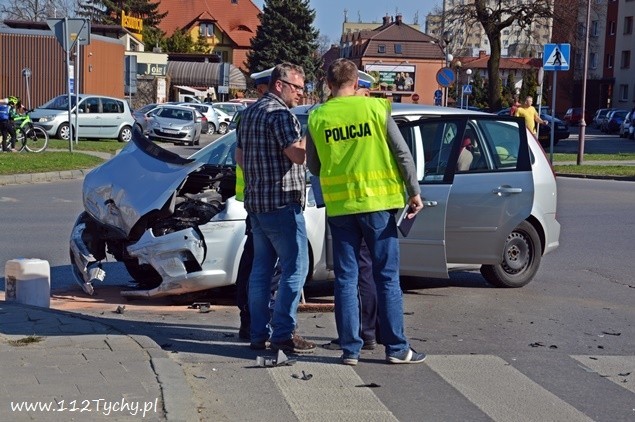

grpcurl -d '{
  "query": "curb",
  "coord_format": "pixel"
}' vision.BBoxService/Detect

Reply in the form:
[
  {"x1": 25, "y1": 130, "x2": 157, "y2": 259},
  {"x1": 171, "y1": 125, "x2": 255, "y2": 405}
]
[{"x1": 555, "y1": 173, "x2": 635, "y2": 182}]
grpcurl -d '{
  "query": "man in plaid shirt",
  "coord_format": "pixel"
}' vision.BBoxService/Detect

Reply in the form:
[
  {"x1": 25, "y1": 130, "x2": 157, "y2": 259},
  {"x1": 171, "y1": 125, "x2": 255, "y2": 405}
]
[{"x1": 236, "y1": 63, "x2": 316, "y2": 354}]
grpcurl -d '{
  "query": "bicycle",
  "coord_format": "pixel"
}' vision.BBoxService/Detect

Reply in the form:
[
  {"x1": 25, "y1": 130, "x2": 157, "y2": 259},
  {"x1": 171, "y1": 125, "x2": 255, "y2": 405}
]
[{"x1": 13, "y1": 110, "x2": 48, "y2": 153}]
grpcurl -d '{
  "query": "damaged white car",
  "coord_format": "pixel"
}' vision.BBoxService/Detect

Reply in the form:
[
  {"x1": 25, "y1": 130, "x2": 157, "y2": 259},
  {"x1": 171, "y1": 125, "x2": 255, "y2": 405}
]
[{"x1": 70, "y1": 104, "x2": 560, "y2": 299}]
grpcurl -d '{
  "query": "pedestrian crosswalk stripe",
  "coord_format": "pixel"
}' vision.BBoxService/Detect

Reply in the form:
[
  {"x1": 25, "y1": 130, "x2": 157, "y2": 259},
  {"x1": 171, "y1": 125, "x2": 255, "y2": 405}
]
[
  {"x1": 425, "y1": 355, "x2": 593, "y2": 422},
  {"x1": 268, "y1": 361, "x2": 398, "y2": 421},
  {"x1": 571, "y1": 355, "x2": 635, "y2": 394}
]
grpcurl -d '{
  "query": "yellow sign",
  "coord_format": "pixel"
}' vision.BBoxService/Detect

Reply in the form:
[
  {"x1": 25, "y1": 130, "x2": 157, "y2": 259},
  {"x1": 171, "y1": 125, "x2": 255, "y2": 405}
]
[{"x1": 121, "y1": 10, "x2": 143, "y2": 33}]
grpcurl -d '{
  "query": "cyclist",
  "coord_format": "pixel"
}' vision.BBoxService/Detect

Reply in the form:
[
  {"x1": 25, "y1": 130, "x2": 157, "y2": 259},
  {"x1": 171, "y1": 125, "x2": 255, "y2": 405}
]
[{"x1": 0, "y1": 96, "x2": 17, "y2": 152}]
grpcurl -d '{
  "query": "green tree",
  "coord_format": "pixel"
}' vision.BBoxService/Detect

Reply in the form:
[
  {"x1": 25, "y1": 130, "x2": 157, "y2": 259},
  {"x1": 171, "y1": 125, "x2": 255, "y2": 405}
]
[
  {"x1": 519, "y1": 68, "x2": 538, "y2": 101},
  {"x1": 446, "y1": 0, "x2": 553, "y2": 111},
  {"x1": 165, "y1": 28, "x2": 193, "y2": 53},
  {"x1": 246, "y1": 0, "x2": 322, "y2": 84},
  {"x1": 193, "y1": 33, "x2": 210, "y2": 53}
]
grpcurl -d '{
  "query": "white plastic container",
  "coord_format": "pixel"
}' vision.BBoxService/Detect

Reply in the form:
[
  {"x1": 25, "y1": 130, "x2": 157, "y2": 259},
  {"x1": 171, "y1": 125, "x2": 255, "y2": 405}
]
[{"x1": 4, "y1": 258, "x2": 51, "y2": 308}]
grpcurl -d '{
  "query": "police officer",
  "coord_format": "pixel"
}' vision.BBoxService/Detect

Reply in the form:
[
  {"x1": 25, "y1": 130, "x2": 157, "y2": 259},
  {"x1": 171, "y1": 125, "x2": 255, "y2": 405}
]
[{"x1": 307, "y1": 59, "x2": 425, "y2": 365}]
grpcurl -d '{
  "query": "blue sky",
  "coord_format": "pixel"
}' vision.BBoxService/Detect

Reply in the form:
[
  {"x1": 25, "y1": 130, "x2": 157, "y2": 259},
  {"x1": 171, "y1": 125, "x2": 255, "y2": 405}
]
[{"x1": 252, "y1": 1, "x2": 438, "y2": 44}]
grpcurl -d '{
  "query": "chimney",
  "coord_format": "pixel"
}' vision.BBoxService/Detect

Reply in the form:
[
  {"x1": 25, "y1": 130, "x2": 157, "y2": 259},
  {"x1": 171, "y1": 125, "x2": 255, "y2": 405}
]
[
  {"x1": 382, "y1": 15, "x2": 390, "y2": 26},
  {"x1": 396, "y1": 14, "x2": 402, "y2": 25}
]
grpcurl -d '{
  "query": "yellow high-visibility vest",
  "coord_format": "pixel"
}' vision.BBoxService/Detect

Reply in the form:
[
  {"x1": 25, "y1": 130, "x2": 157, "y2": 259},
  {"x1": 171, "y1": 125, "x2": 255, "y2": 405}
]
[{"x1": 308, "y1": 96, "x2": 405, "y2": 217}]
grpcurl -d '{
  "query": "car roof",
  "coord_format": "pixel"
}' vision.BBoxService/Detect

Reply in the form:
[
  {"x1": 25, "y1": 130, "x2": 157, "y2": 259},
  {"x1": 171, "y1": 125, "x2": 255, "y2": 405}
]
[{"x1": 291, "y1": 103, "x2": 487, "y2": 118}]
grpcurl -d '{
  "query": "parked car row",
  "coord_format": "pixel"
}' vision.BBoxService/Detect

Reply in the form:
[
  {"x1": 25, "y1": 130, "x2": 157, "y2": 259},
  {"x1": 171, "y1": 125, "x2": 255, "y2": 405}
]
[{"x1": 70, "y1": 103, "x2": 561, "y2": 299}]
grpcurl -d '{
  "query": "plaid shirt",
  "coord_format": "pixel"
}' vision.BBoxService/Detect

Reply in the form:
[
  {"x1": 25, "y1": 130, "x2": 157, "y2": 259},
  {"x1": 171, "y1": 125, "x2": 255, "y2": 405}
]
[{"x1": 236, "y1": 92, "x2": 306, "y2": 213}]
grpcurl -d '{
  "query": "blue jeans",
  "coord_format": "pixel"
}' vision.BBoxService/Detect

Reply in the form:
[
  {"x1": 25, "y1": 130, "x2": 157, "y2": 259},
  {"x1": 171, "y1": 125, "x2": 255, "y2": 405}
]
[
  {"x1": 248, "y1": 203, "x2": 308, "y2": 343},
  {"x1": 328, "y1": 210, "x2": 409, "y2": 359}
]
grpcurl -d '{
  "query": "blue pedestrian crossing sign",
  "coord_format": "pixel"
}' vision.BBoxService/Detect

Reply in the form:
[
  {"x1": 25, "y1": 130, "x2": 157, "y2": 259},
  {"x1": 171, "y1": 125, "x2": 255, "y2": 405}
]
[
  {"x1": 543, "y1": 43, "x2": 570, "y2": 71},
  {"x1": 434, "y1": 89, "x2": 443, "y2": 99},
  {"x1": 462, "y1": 85, "x2": 473, "y2": 95}
]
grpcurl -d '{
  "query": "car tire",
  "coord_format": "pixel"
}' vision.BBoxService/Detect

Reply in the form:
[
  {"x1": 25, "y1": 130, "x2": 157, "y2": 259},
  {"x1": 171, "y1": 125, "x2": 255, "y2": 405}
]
[
  {"x1": 207, "y1": 124, "x2": 216, "y2": 135},
  {"x1": 124, "y1": 258, "x2": 162, "y2": 289},
  {"x1": 218, "y1": 122, "x2": 228, "y2": 135},
  {"x1": 480, "y1": 220, "x2": 542, "y2": 288},
  {"x1": 118, "y1": 125, "x2": 133, "y2": 142},
  {"x1": 57, "y1": 123, "x2": 72, "y2": 141}
]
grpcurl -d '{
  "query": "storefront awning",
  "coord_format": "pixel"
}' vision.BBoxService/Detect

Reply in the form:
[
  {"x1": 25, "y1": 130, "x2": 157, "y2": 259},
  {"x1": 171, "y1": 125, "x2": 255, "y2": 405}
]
[{"x1": 167, "y1": 62, "x2": 246, "y2": 89}]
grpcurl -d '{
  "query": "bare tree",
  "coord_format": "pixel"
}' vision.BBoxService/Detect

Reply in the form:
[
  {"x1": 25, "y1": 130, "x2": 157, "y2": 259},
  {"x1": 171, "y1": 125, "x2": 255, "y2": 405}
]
[
  {"x1": 446, "y1": 0, "x2": 554, "y2": 111},
  {"x1": 0, "y1": 0, "x2": 76, "y2": 21}
]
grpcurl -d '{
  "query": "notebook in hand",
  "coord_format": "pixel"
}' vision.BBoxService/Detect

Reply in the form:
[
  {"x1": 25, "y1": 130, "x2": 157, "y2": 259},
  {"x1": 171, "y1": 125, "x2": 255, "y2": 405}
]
[{"x1": 396, "y1": 205, "x2": 417, "y2": 237}]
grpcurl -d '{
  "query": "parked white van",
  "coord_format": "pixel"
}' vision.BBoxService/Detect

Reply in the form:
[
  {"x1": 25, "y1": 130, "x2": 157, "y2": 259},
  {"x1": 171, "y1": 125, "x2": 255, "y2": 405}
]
[{"x1": 31, "y1": 94, "x2": 135, "y2": 142}]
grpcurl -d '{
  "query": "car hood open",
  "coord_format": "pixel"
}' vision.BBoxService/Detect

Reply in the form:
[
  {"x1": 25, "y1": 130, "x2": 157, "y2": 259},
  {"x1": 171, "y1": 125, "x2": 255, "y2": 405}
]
[{"x1": 82, "y1": 129, "x2": 201, "y2": 236}]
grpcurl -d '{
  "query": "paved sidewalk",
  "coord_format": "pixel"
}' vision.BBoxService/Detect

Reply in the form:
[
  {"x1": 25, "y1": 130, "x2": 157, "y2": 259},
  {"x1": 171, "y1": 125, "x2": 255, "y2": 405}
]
[{"x1": 0, "y1": 301, "x2": 196, "y2": 421}]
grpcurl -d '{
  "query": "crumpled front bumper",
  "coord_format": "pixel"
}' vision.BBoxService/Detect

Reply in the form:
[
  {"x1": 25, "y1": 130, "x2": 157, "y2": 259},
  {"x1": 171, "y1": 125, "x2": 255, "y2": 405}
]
[{"x1": 70, "y1": 217, "x2": 246, "y2": 298}]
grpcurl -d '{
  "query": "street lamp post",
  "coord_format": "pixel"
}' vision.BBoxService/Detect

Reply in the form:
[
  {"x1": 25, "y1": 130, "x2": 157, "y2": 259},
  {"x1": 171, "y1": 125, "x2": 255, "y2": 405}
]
[
  {"x1": 455, "y1": 60, "x2": 462, "y2": 106},
  {"x1": 442, "y1": 31, "x2": 453, "y2": 107},
  {"x1": 577, "y1": 0, "x2": 591, "y2": 165},
  {"x1": 464, "y1": 68, "x2": 473, "y2": 109}
]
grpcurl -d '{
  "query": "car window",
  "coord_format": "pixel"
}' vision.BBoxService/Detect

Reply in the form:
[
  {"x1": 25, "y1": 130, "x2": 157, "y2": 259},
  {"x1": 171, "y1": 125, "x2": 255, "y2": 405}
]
[
  {"x1": 194, "y1": 132, "x2": 237, "y2": 166},
  {"x1": 102, "y1": 98, "x2": 123, "y2": 113},
  {"x1": 41, "y1": 95, "x2": 80, "y2": 110},
  {"x1": 399, "y1": 116, "x2": 527, "y2": 183},
  {"x1": 83, "y1": 97, "x2": 100, "y2": 114}
]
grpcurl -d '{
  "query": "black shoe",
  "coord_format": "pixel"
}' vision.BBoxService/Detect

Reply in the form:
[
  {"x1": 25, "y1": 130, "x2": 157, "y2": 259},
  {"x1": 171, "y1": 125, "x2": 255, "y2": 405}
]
[
  {"x1": 271, "y1": 333, "x2": 316, "y2": 354},
  {"x1": 362, "y1": 339, "x2": 377, "y2": 350},
  {"x1": 249, "y1": 340, "x2": 267, "y2": 350},
  {"x1": 238, "y1": 326, "x2": 250, "y2": 341},
  {"x1": 321, "y1": 338, "x2": 376, "y2": 350}
]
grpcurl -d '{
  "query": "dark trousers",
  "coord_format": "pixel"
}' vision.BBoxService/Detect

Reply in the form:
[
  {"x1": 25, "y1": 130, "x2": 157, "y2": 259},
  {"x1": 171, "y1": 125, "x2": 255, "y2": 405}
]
[
  {"x1": 0, "y1": 119, "x2": 16, "y2": 150},
  {"x1": 358, "y1": 240, "x2": 379, "y2": 342},
  {"x1": 236, "y1": 217, "x2": 254, "y2": 327},
  {"x1": 235, "y1": 216, "x2": 279, "y2": 329}
]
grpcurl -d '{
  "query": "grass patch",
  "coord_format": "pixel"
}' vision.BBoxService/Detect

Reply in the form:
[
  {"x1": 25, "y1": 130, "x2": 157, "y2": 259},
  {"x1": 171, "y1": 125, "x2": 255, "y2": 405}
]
[
  {"x1": 8, "y1": 335, "x2": 44, "y2": 346},
  {"x1": 554, "y1": 165, "x2": 635, "y2": 178},
  {"x1": 0, "y1": 151, "x2": 105, "y2": 175},
  {"x1": 552, "y1": 153, "x2": 635, "y2": 162},
  {"x1": 48, "y1": 139, "x2": 124, "y2": 154}
]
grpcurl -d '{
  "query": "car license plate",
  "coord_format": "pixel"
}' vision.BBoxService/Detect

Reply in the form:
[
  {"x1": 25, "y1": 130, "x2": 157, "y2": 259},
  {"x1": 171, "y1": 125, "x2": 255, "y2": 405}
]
[{"x1": 163, "y1": 129, "x2": 179, "y2": 134}]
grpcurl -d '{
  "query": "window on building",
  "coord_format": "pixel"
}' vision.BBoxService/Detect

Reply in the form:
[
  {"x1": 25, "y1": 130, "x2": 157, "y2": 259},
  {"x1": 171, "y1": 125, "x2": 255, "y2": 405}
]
[
  {"x1": 199, "y1": 23, "x2": 214, "y2": 37},
  {"x1": 609, "y1": 21, "x2": 616, "y2": 35},
  {"x1": 378, "y1": 44, "x2": 386, "y2": 53},
  {"x1": 619, "y1": 84, "x2": 629, "y2": 101},
  {"x1": 394, "y1": 44, "x2": 403, "y2": 54},
  {"x1": 590, "y1": 52, "x2": 598, "y2": 69},
  {"x1": 607, "y1": 53, "x2": 614, "y2": 68},
  {"x1": 625, "y1": 16, "x2": 633, "y2": 34},
  {"x1": 592, "y1": 20, "x2": 599, "y2": 36},
  {"x1": 575, "y1": 52, "x2": 583, "y2": 68},
  {"x1": 621, "y1": 50, "x2": 631, "y2": 68},
  {"x1": 577, "y1": 22, "x2": 585, "y2": 36}
]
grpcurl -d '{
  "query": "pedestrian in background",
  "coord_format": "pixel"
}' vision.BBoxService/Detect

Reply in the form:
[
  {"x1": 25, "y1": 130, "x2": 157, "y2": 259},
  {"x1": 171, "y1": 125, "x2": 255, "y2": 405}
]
[
  {"x1": 307, "y1": 58, "x2": 425, "y2": 366},
  {"x1": 235, "y1": 63, "x2": 316, "y2": 354},
  {"x1": 515, "y1": 96, "x2": 544, "y2": 134},
  {"x1": 510, "y1": 95, "x2": 521, "y2": 116}
]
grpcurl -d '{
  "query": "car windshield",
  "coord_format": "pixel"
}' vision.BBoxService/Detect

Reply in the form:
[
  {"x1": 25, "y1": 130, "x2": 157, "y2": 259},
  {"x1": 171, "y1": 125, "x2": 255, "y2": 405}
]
[
  {"x1": 190, "y1": 113, "x2": 310, "y2": 165},
  {"x1": 40, "y1": 95, "x2": 80, "y2": 110}
]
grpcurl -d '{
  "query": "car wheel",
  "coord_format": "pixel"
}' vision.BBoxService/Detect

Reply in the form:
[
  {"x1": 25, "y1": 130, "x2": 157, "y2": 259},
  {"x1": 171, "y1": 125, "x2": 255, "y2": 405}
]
[
  {"x1": 480, "y1": 220, "x2": 542, "y2": 288},
  {"x1": 57, "y1": 123, "x2": 72, "y2": 141},
  {"x1": 218, "y1": 122, "x2": 228, "y2": 135},
  {"x1": 124, "y1": 258, "x2": 162, "y2": 289},
  {"x1": 207, "y1": 124, "x2": 216, "y2": 135},
  {"x1": 118, "y1": 125, "x2": 133, "y2": 142}
]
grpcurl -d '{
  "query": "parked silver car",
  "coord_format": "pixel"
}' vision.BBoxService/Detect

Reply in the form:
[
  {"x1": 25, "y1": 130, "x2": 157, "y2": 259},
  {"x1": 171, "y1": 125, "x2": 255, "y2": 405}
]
[
  {"x1": 178, "y1": 103, "x2": 225, "y2": 135},
  {"x1": 30, "y1": 94, "x2": 135, "y2": 142},
  {"x1": 146, "y1": 105, "x2": 202, "y2": 146},
  {"x1": 70, "y1": 104, "x2": 560, "y2": 298}
]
